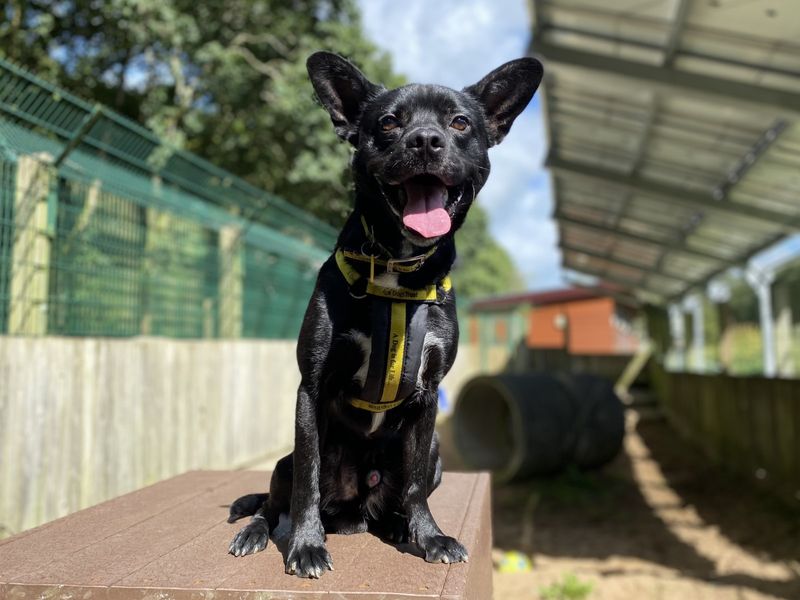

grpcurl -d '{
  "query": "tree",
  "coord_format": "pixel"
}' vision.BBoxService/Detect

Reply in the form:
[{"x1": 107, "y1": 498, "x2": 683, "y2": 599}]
[
  {"x1": 451, "y1": 203, "x2": 523, "y2": 300},
  {"x1": 1, "y1": 0, "x2": 523, "y2": 297}
]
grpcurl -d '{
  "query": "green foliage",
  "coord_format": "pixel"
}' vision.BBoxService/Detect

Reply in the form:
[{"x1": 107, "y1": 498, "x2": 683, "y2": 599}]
[
  {"x1": 720, "y1": 324, "x2": 764, "y2": 375},
  {"x1": 451, "y1": 203, "x2": 524, "y2": 300},
  {"x1": 778, "y1": 259, "x2": 800, "y2": 285},
  {"x1": 1, "y1": 0, "x2": 523, "y2": 296},
  {"x1": 539, "y1": 573, "x2": 593, "y2": 600},
  {"x1": 720, "y1": 272, "x2": 759, "y2": 323}
]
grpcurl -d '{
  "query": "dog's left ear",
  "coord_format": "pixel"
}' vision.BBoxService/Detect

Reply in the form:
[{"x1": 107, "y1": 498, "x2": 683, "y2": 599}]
[
  {"x1": 463, "y1": 57, "x2": 543, "y2": 147},
  {"x1": 307, "y1": 51, "x2": 382, "y2": 145}
]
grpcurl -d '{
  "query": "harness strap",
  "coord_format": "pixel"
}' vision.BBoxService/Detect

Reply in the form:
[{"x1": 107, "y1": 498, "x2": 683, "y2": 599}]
[
  {"x1": 341, "y1": 247, "x2": 438, "y2": 274},
  {"x1": 334, "y1": 245, "x2": 447, "y2": 414},
  {"x1": 335, "y1": 249, "x2": 451, "y2": 303},
  {"x1": 350, "y1": 301, "x2": 429, "y2": 413}
]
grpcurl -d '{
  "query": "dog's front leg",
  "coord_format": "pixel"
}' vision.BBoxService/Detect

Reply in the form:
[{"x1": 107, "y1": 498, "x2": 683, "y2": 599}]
[
  {"x1": 285, "y1": 382, "x2": 333, "y2": 578},
  {"x1": 403, "y1": 394, "x2": 469, "y2": 564}
]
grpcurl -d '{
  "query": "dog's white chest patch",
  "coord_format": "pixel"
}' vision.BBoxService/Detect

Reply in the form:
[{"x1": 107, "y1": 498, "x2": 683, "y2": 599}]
[
  {"x1": 344, "y1": 321, "x2": 438, "y2": 433},
  {"x1": 344, "y1": 330, "x2": 384, "y2": 433},
  {"x1": 367, "y1": 411, "x2": 385, "y2": 434},
  {"x1": 418, "y1": 331, "x2": 445, "y2": 389},
  {"x1": 345, "y1": 330, "x2": 371, "y2": 386}
]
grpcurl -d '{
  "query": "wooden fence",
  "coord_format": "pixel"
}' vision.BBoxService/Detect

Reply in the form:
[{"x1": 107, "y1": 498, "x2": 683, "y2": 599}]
[
  {"x1": 655, "y1": 368, "x2": 800, "y2": 502},
  {"x1": 0, "y1": 336, "x2": 301, "y2": 538},
  {"x1": 0, "y1": 337, "x2": 483, "y2": 538}
]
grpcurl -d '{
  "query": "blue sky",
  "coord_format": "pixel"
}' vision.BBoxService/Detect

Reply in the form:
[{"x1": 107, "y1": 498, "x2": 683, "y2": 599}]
[{"x1": 357, "y1": 0, "x2": 564, "y2": 290}]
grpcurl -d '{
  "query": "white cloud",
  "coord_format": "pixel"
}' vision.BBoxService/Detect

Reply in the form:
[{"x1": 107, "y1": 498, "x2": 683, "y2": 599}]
[
  {"x1": 358, "y1": 0, "x2": 529, "y2": 88},
  {"x1": 357, "y1": 0, "x2": 564, "y2": 290}
]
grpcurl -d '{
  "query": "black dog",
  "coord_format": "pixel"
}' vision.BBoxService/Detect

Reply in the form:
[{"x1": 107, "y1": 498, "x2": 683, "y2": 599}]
[{"x1": 227, "y1": 51, "x2": 542, "y2": 578}]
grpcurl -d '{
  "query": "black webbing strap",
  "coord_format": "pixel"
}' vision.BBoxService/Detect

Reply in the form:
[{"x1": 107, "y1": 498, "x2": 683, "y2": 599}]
[{"x1": 349, "y1": 300, "x2": 429, "y2": 413}]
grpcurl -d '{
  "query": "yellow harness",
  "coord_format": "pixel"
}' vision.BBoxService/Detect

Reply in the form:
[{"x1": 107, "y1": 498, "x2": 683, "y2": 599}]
[{"x1": 334, "y1": 231, "x2": 451, "y2": 413}]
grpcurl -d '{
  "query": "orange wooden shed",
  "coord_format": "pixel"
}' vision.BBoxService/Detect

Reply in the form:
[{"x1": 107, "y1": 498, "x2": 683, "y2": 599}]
[{"x1": 469, "y1": 288, "x2": 639, "y2": 355}]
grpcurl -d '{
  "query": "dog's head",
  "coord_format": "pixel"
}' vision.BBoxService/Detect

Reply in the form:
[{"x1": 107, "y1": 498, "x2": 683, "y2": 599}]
[{"x1": 307, "y1": 52, "x2": 543, "y2": 246}]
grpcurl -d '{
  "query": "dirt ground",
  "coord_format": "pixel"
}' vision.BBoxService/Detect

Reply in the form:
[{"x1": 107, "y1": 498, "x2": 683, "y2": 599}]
[{"x1": 439, "y1": 412, "x2": 800, "y2": 600}]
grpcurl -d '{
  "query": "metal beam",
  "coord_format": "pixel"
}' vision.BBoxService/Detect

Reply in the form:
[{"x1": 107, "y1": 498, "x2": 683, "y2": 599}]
[
  {"x1": 663, "y1": 0, "x2": 691, "y2": 66},
  {"x1": 628, "y1": 98, "x2": 658, "y2": 176},
  {"x1": 667, "y1": 231, "x2": 787, "y2": 302},
  {"x1": 529, "y1": 39, "x2": 800, "y2": 119},
  {"x1": 556, "y1": 212, "x2": 729, "y2": 263},
  {"x1": 529, "y1": 0, "x2": 543, "y2": 39},
  {"x1": 713, "y1": 119, "x2": 789, "y2": 200},
  {"x1": 562, "y1": 260, "x2": 666, "y2": 297},
  {"x1": 563, "y1": 275, "x2": 643, "y2": 308},
  {"x1": 548, "y1": 155, "x2": 799, "y2": 230},
  {"x1": 559, "y1": 243, "x2": 686, "y2": 283},
  {"x1": 533, "y1": 21, "x2": 800, "y2": 81},
  {"x1": 562, "y1": 260, "x2": 639, "y2": 287}
]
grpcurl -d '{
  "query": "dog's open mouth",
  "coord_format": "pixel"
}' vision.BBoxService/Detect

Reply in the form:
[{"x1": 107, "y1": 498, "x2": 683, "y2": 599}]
[{"x1": 400, "y1": 174, "x2": 452, "y2": 239}]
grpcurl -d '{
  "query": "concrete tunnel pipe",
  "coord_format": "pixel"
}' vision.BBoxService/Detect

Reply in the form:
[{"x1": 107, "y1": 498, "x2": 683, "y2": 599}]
[{"x1": 453, "y1": 373, "x2": 625, "y2": 483}]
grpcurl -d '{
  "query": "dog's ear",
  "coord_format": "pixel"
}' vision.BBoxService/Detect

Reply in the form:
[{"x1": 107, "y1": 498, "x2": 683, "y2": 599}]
[
  {"x1": 307, "y1": 52, "x2": 382, "y2": 145},
  {"x1": 463, "y1": 57, "x2": 543, "y2": 147}
]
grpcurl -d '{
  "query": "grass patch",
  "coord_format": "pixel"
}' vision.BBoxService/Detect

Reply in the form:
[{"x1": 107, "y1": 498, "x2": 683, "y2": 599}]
[{"x1": 540, "y1": 572, "x2": 593, "y2": 600}]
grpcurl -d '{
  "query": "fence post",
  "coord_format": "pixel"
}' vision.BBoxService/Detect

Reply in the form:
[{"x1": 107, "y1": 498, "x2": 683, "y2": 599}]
[
  {"x1": 774, "y1": 282, "x2": 794, "y2": 377},
  {"x1": 684, "y1": 293, "x2": 706, "y2": 373},
  {"x1": 746, "y1": 265, "x2": 777, "y2": 377},
  {"x1": 667, "y1": 302, "x2": 686, "y2": 370},
  {"x1": 218, "y1": 224, "x2": 243, "y2": 338},
  {"x1": 8, "y1": 154, "x2": 53, "y2": 335}
]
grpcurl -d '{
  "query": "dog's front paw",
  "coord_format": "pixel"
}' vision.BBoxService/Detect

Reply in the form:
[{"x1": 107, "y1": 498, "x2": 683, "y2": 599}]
[
  {"x1": 229, "y1": 518, "x2": 270, "y2": 557},
  {"x1": 285, "y1": 540, "x2": 333, "y2": 578},
  {"x1": 414, "y1": 533, "x2": 469, "y2": 564}
]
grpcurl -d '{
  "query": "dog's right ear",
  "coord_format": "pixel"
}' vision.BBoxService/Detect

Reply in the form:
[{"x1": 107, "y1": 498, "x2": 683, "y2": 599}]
[{"x1": 307, "y1": 52, "x2": 382, "y2": 145}]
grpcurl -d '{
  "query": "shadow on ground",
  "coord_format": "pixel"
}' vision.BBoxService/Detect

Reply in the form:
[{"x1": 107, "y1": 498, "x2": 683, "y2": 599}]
[{"x1": 437, "y1": 414, "x2": 800, "y2": 599}]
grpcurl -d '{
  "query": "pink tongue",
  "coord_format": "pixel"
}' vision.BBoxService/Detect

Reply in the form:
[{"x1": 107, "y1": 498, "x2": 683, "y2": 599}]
[{"x1": 402, "y1": 179, "x2": 452, "y2": 238}]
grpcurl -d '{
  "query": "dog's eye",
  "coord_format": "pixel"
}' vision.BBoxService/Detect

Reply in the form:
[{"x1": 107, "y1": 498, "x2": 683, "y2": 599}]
[
  {"x1": 379, "y1": 114, "x2": 400, "y2": 131},
  {"x1": 450, "y1": 115, "x2": 470, "y2": 131}
]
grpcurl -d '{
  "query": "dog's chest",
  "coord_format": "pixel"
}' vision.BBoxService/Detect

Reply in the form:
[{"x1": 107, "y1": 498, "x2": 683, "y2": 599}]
[{"x1": 346, "y1": 314, "x2": 444, "y2": 434}]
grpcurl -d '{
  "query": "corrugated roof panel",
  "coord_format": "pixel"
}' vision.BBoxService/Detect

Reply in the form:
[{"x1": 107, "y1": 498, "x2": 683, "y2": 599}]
[
  {"x1": 560, "y1": 226, "x2": 616, "y2": 254},
  {"x1": 617, "y1": 219, "x2": 675, "y2": 242},
  {"x1": 685, "y1": 1, "x2": 800, "y2": 53},
  {"x1": 545, "y1": 30, "x2": 665, "y2": 64},
  {"x1": 535, "y1": 0, "x2": 800, "y2": 300},
  {"x1": 611, "y1": 244, "x2": 662, "y2": 268}
]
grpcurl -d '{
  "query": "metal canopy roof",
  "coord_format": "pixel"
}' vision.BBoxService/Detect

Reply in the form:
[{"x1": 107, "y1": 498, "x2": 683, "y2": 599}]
[{"x1": 530, "y1": 0, "x2": 800, "y2": 303}]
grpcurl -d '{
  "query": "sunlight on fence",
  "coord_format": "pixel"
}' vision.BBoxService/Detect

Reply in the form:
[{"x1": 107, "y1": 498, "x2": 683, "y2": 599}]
[{"x1": 0, "y1": 59, "x2": 336, "y2": 339}]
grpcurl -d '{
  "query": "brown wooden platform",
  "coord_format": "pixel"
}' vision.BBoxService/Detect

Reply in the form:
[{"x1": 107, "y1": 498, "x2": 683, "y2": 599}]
[{"x1": 0, "y1": 470, "x2": 492, "y2": 600}]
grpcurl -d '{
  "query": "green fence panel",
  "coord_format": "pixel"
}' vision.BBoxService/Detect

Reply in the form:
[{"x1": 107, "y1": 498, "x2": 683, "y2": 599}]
[{"x1": 0, "y1": 59, "x2": 334, "y2": 339}]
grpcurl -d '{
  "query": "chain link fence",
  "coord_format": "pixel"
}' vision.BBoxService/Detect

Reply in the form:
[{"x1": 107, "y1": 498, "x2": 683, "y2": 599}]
[{"x1": 0, "y1": 59, "x2": 337, "y2": 339}]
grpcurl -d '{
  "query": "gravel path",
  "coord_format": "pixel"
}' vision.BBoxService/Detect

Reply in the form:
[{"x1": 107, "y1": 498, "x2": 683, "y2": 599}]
[
  {"x1": 489, "y1": 414, "x2": 800, "y2": 599},
  {"x1": 438, "y1": 412, "x2": 800, "y2": 599}
]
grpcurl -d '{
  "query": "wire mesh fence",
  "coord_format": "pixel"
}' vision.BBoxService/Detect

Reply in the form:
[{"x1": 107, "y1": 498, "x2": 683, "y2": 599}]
[{"x1": 0, "y1": 58, "x2": 337, "y2": 339}]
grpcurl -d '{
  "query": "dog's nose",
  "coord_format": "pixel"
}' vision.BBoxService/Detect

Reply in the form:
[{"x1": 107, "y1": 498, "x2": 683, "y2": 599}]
[{"x1": 406, "y1": 127, "x2": 445, "y2": 155}]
